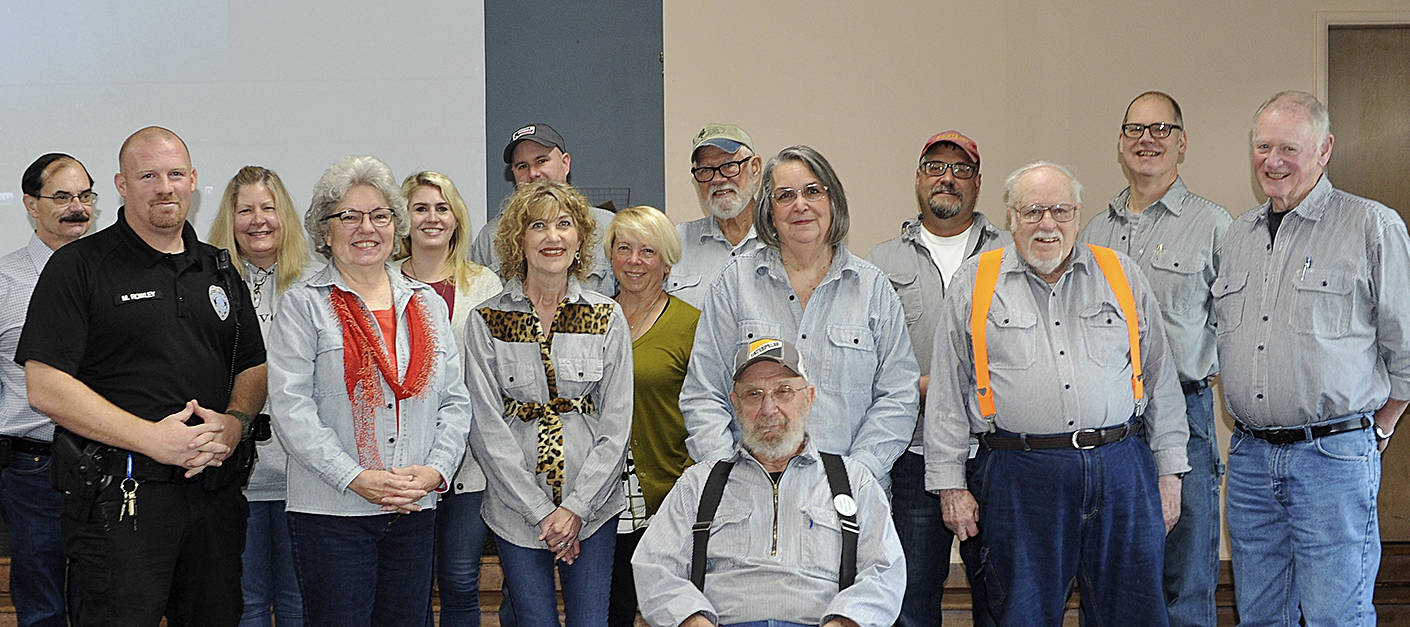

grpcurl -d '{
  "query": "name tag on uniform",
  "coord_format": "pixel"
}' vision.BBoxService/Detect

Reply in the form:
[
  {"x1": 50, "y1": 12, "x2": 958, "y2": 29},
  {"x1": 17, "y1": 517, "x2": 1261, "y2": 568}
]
[{"x1": 115, "y1": 289, "x2": 163, "y2": 305}]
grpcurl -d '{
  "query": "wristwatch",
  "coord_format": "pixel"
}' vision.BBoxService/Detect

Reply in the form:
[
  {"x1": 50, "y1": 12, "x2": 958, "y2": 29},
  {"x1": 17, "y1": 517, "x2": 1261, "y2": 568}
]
[
  {"x1": 228, "y1": 409, "x2": 255, "y2": 441},
  {"x1": 1374, "y1": 424, "x2": 1394, "y2": 442}
]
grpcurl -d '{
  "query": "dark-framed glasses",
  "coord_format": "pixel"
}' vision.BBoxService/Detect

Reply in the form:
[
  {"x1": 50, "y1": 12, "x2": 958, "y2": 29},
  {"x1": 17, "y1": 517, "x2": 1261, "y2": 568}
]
[
  {"x1": 323, "y1": 208, "x2": 395, "y2": 228},
  {"x1": 771, "y1": 184, "x2": 829, "y2": 206},
  {"x1": 919, "y1": 160, "x2": 978, "y2": 179},
  {"x1": 736, "y1": 384, "x2": 805, "y2": 409},
  {"x1": 691, "y1": 157, "x2": 751, "y2": 183},
  {"x1": 1014, "y1": 203, "x2": 1078, "y2": 224},
  {"x1": 37, "y1": 190, "x2": 98, "y2": 206},
  {"x1": 1121, "y1": 122, "x2": 1182, "y2": 139}
]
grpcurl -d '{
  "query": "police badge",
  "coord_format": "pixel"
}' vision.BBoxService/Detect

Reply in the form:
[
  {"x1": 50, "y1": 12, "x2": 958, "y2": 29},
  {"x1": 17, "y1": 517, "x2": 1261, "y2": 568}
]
[{"x1": 209, "y1": 285, "x2": 230, "y2": 321}]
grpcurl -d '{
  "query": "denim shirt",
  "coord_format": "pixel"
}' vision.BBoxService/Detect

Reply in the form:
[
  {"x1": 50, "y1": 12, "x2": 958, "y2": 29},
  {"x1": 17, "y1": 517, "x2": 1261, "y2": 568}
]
[
  {"x1": 679, "y1": 244, "x2": 920, "y2": 484},
  {"x1": 868, "y1": 214, "x2": 1009, "y2": 450},
  {"x1": 632, "y1": 439, "x2": 904, "y2": 627},
  {"x1": 464, "y1": 278, "x2": 633, "y2": 548},
  {"x1": 668, "y1": 216, "x2": 766, "y2": 309},
  {"x1": 266, "y1": 263, "x2": 472, "y2": 516},
  {"x1": 1079, "y1": 178, "x2": 1232, "y2": 383},
  {"x1": 1214, "y1": 176, "x2": 1410, "y2": 427}
]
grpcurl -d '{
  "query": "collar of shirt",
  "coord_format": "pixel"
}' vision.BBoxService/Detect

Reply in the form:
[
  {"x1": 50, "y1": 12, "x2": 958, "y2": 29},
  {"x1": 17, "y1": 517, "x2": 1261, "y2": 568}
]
[
  {"x1": 305, "y1": 261, "x2": 429, "y2": 312},
  {"x1": 25, "y1": 233, "x2": 54, "y2": 275},
  {"x1": 1109, "y1": 176, "x2": 1191, "y2": 222},
  {"x1": 751, "y1": 244, "x2": 859, "y2": 286},
  {"x1": 1000, "y1": 239, "x2": 1095, "y2": 282},
  {"x1": 1251, "y1": 174, "x2": 1335, "y2": 225},
  {"x1": 493, "y1": 275, "x2": 591, "y2": 311},
  {"x1": 695, "y1": 216, "x2": 758, "y2": 245},
  {"x1": 899, "y1": 212, "x2": 1004, "y2": 249},
  {"x1": 729, "y1": 435, "x2": 822, "y2": 470}
]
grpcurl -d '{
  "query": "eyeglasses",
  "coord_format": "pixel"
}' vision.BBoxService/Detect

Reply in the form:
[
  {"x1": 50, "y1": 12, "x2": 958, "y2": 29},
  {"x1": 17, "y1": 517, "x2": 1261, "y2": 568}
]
[
  {"x1": 771, "y1": 184, "x2": 829, "y2": 206},
  {"x1": 1013, "y1": 203, "x2": 1079, "y2": 224},
  {"x1": 736, "y1": 384, "x2": 805, "y2": 409},
  {"x1": 918, "y1": 160, "x2": 978, "y2": 179},
  {"x1": 37, "y1": 190, "x2": 98, "y2": 206},
  {"x1": 323, "y1": 208, "x2": 395, "y2": 228},
  {"x1": 691, "y1": 157, "x2": 751, "y2": 183},
  {"x1": 1121, "y1": 122, "x2": 1182, "y2": 139}
]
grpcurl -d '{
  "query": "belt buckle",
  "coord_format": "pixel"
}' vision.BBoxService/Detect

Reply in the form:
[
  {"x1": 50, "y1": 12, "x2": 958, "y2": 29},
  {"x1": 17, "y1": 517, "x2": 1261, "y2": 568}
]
[{"x1": 1071, "y1": 428, "x2": 1100, "y2": 450}]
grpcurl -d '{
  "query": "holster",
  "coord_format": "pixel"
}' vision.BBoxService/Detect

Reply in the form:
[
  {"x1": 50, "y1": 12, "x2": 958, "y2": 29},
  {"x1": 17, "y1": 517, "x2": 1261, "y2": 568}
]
[{"x1": 50, "y1": 428, "x2": 109, "y2": 520}]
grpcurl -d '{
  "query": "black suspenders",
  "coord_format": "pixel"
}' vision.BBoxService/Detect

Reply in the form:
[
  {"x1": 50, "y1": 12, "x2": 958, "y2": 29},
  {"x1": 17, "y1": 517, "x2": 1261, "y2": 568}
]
[{"x1": 690, "y1": 452, "x2": 859, "y2": 591}]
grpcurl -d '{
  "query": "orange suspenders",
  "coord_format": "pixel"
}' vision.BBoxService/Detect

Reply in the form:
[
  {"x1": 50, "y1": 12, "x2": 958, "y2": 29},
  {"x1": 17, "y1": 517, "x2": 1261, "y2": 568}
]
[{"x1": 969, "y1": 244, "x2": 1144, "y2": 419}]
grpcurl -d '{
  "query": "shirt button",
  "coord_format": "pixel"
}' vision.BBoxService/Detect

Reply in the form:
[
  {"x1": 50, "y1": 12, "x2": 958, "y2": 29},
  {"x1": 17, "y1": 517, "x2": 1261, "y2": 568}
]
[
  {"x1": 1262, "y1": 315, "x2": 1269, "y2": 321},
  {"x1": 800, "y1": 334, "x2": 807, "y2": 339},
  {"x1": 386, "y1": 403, "x2": 393, "y2": 409},
  {"x1": 789, "y1": 295, "x2": 795, "y2": 301},
  {"x1": 1256, "y1": 393, "x2": 1264, "y2": 400},
  {"x1": 508, "y1": 376, "x2": 514, "y2": 382},
  {"x1": 1054, "y1": 321, "x2": 1061, "y2": 326},
  {"x1": 1064, "y1": 384, "x2": 1071, "y2": 389},
  {"x1": 388, "y1": 437, "x2": 396, "y2": 443},
  {"x1": 1068, "y1": 420, "x2": 1075, "y2": 426},
  {"x1": 456, "y1": 483, "x2": 464, "y2": 490},
  {"x1": 1058, "y1": 350, "x2": 1065, "y2": 356}
]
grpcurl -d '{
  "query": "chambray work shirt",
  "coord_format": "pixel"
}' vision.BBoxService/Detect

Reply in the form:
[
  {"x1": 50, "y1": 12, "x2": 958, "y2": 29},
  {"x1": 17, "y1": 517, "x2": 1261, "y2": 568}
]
[
  {"x1": 924, "y1": 245, "x2": 1189, "y2": 490},
  {"x1": 680, "y1": 245, "x2": 920, "y2": 484},
  {"x1": 632, "y1": 440, "x2": 904, "y2": 627},
  {"x1": 468, "y1": 207, "x2": 618, "y2": 296},
  {"x1": 868, "y1": 214, "x2": 1009, "y2": 450},
  {"x1": 668, "y1": 216, "x2": 765, "y2": 309},
  {"x1": 1214, "y1": 176, "x2": 1410, "y2": 428},
  {"x1": 1079, "y1": 178, "x2": 1232, "y2": 383},
  {"x1": 266, "y1": 263, "x2": 472, "y2": 515},
  {"x1": 0, "y1": 235, "x2": 57, "y2": 440},
  {"x1": 464, "y1": 278, "x2": 632, "y2": 548}
]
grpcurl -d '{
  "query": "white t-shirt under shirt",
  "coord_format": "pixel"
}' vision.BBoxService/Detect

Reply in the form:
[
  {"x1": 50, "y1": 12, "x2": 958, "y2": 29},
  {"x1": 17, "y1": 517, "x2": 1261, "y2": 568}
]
[{"x1": 916, "y1": 222, "x2": 974, "y2": 288}]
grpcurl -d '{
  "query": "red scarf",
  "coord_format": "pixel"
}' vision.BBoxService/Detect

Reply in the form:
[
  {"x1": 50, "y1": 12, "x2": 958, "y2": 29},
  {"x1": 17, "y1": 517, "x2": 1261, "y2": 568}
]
[{"x1": 328, "y1": 287, "x2": 438, "y2": 470}]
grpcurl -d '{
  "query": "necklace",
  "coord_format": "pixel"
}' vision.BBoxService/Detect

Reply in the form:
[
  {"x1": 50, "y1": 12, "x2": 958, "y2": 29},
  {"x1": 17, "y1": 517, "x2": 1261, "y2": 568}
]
[
  {"x1": 249, "y1": 264, "x2": 275, "y2": 309},
  {"x1": 622, "y1": 291, "x2": 665, "y2": 337}
]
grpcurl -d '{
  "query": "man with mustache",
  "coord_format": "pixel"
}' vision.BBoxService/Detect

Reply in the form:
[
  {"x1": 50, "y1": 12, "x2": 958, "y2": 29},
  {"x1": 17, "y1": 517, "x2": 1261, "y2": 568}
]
[
  {"x1": 867, "y1": 130, "x2": 1007, "y2": 627},
  {"x1": 633, "y1": 338, "x2": 904, "y2": 627},
  {"x1": 1076, "y1": 91, "x2": 1231, "y2": 627},
  {"x1": 667, "y1": 123, "x2": 767, "y2": 308},
  {"x1": 926, "y1": 162, "x2": 1189, "y2": 625},
  {"x1": 0, "y1": 153, "x2": 96, "y2": 626},
  {"x1": 1215, "y1": 90, "x2": 1410, "y2": 625},
  {"x1": 17, "y1": 127, "x2": 267, "y2": 626},
  {"x1": 470, "y1": 122, "x2": 618, "y2": 294}
]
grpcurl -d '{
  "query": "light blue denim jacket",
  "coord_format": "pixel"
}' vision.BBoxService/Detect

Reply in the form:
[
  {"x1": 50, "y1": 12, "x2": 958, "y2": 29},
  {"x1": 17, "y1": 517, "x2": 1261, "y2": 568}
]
[
  {"x1": 679, "y1": 244, "x2": 920, "y2": 485},
  {"x1": 266, "y1": 263, "x2": 472, "y2": 516},
  {"x1": 464, "y1": 278, "x2": 632, "y2": 548}
]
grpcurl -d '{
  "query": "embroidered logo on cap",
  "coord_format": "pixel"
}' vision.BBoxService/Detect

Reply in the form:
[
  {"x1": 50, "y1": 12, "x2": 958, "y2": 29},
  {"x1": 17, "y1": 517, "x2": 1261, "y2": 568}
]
[
  {"x1": 748, "y1": 338, "x2": 783, "y2": 359},
  {"x1": 512, "y1": 125, "x2": 536, "y2": 141}
]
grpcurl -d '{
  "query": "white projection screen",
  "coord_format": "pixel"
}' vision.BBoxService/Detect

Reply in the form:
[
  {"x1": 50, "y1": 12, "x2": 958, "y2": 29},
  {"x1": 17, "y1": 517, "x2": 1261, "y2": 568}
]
[{"x1": 0, "y1": 1, "x2": 488, "y2": 254}]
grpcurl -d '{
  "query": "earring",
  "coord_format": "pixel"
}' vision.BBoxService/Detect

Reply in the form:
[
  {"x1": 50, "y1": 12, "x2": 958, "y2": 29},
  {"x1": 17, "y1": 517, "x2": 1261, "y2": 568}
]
[{"x1": 574, "y1": 250, "x2": 581, "y2": 261}]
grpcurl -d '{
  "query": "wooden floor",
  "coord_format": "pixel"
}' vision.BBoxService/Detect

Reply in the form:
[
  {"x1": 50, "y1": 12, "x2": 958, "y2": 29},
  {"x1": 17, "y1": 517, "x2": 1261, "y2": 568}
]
[{"x1": 5, "y1": 546, "x2": 1410, "y2": 625}]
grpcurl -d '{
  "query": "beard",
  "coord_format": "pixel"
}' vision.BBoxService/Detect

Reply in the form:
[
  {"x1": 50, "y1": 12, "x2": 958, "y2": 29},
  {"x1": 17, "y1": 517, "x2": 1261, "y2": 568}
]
[
  {"x1": 1024, "y1": 230, "x2": 1068, "y2": 276},
  {"x1": 919, "y1": 183, "x2": 963, "y2": 220},
  {"x1": 704, "y1": 181, "x2": 750, "y2": 219},
  {"x1": 742, "y1": 416, "x2": 805, "y2": 461}
]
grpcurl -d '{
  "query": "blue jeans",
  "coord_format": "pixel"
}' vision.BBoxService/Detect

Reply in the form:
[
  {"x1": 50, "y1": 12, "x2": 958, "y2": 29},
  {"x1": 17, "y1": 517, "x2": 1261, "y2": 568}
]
[
  {"x1": 497, "y1": 529, "x2": 615, "y2": 626},
  {"x1": 1226, "y1": 420, "x2": 1380, "y2": 627},
  {"x1": 0, "y1": 452, "x2": 67, "y2": 627},
  {"x1": 239, "y1": 500, "x2": 304, "y2": 627},
  {"x1": 288, "y1": 510, "x2": 436, "y2": 627},
  {"x1": 890, "y1": 450, "x2": 991, "y2": 627},
  {"x1": 974, "y1": 435, "x2": 1167, "y2": 626},
  {"x1": 433, "y1": 490, "x2": 489, "y2": 627},
  {"x1": 1162, "y1": 388, "x2": 1221, "y2": 627}
]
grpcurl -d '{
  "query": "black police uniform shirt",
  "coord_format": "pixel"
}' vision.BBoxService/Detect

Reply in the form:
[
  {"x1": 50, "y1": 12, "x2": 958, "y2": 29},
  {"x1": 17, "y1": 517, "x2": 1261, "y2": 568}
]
[{"x1": 15, "y1": 207, "x2": 265, "y2": 428}]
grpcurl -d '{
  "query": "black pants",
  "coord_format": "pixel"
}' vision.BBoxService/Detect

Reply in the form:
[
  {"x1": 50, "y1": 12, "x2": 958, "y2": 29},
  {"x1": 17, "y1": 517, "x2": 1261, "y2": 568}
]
[
  {"x1": 608, "y1": 527, "x2": 645, "y2": 627},
  {"x1": 62, "y1": 478, "x2": 247, "y2": 626}
]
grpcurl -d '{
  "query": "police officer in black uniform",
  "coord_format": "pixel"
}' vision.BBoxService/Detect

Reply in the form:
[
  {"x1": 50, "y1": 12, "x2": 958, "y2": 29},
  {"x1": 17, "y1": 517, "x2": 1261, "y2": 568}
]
[{"x1": 16, "y1": 126, "x2": 266, "y2": 626}]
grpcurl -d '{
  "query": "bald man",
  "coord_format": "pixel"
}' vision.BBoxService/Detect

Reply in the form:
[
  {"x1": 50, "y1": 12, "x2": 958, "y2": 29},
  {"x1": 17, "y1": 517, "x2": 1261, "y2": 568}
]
[{"x1": 17, "y1": 127, "x2": 266, "y2": 626}]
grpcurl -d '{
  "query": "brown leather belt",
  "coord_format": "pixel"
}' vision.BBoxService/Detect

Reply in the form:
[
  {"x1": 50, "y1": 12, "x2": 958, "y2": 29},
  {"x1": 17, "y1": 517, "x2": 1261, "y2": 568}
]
[{"x1": 980, "y1": 420, "x2": 1143, "y2": 451}]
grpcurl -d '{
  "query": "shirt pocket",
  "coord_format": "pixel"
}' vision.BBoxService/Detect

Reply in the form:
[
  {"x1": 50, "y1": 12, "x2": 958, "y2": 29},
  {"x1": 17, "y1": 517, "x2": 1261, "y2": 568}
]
[
  {"x1": 1210, "y1": 272, "x2": 1248, "y2": 336},
  {"x1": 801, "y1": 504, "x2": 844, "y2": 579},
  {"x1": 557, "y1": 357, "x2": 605, "y2": 384},
  {"x1": 312, "y1": 330, "x2": 347, "y2": 399},
  {"x1": 737, "y1": 319, "x2": 783, "y2": 346},
  {"x1": 705, "y1": 507, "x2": 753, "y2": 569},
  {"x1": 1290, "y1": 269, "x2": 1354, "y2": 338},
  {"x1": 1079, "y1": 301, "x2": 1130, "y2": 368},
  {"x1": 985, "y1": 307, "x2": 1038, "y2": 370},
  {"x1": 886, "y1": 271, "x2": 924, "y2": 325},
  {"x1": 666, "y1": 271, "x2": 703, "y2": 296},
  {"x1": 825, "y1": 324, "x2": 878, "y2": 394},
  {"x1": 1149, "y1": 251, "x2": 1205, "y2": 315},
  {"x1": 501, "y1": 360, "x2": 539, "y2": 397}
]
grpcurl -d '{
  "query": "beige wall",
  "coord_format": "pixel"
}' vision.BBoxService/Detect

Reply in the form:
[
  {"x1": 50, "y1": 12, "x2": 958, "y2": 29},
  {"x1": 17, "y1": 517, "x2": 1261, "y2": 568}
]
[{"x1": 662, "y1": 0, "x2": 1404, "y2": 252}]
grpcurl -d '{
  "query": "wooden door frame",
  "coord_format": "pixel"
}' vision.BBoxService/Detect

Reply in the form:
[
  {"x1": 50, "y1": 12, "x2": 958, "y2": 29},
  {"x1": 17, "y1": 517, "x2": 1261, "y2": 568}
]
[{"x1": 1315, "y1": 10, "x2": 1410, "y2": 101}]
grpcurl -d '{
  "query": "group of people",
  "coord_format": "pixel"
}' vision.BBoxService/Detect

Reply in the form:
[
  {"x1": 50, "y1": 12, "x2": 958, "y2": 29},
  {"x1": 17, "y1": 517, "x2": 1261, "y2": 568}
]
[{"x1": 0, "y1": 87, "x2": 1405, "y2": 627}]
